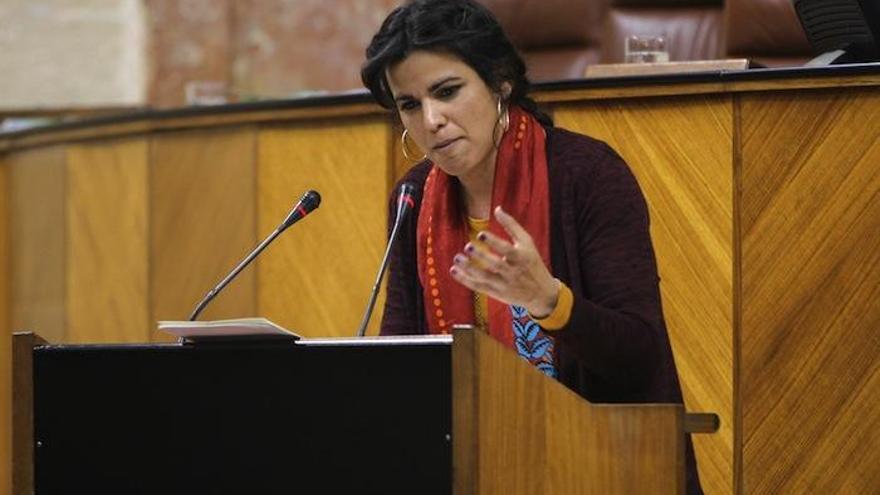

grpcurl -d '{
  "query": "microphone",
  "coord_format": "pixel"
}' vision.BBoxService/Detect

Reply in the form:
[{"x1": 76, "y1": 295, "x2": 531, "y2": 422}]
[
  {"x1": 355, "y1": 183, "x2": 417, "y2": 337},
  {"x1": 188, "y1": 190, "x2": 321, "y2": 321}
]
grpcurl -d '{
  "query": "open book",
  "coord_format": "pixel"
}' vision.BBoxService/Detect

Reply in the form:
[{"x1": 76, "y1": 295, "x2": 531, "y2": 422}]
[{"x1": 158, "y1": 318, "x2": 301, "y2": 342}]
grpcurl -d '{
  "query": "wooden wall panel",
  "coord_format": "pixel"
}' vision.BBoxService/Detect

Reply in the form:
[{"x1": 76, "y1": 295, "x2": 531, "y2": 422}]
[
  {"x1": 150, "y1": 128, "x2": 257, "y2": 339},
  {"x1": 7, "y1": 150, "x2": 65, "y2": 492},
  {"x1": 0, "y1": 160, "x2": 10, "y2": 495},
  {"x1": 740, "y1": 88, "x2": 880, "y2": 494},
  {"x1": 257, "y1": 117, "x2": 391, "y2": 337},
  {"x1": 454, "y1": 329, "x2": 685, "y2": 495},
  {"x1": 554, "y1": 96, "x2": 734, "y2": 495},
  {"x1": 66, "y1": 139, "x2": 149, "y2": 343},
  {"x1": 389, "y1": 119, "x2": 416, "y2": 183},
  {"x1": 9, "y1": 147, "x2": 67, "y2": 344}
]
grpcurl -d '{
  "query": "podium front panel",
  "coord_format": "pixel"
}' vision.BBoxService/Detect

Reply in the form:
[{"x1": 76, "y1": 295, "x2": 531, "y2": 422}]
[{"x1": 33, "y1": 340, "x2": 452, "y2": 494}]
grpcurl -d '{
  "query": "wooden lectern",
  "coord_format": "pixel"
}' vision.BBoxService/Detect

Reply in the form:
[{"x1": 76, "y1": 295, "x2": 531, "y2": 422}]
[{"x1": 14, "y1": 329, "x2": 712, "y2": 494}]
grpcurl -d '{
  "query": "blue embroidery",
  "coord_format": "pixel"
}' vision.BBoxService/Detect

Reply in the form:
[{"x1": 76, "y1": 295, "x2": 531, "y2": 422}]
[
  {"x1": 536, "y1": 362, "x2": 557, "y2": 377},
  {"x1": 510, "y1": 305, "x2": 557, "y2": 378},
  {"x1": 528, "y1": 338, "x2": 552, "y2": 360}
]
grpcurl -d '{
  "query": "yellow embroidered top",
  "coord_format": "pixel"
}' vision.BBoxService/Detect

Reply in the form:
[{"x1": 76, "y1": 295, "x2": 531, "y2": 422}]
[{"x1": 466, "y1": 217, "x2": 573, "y2": 331}]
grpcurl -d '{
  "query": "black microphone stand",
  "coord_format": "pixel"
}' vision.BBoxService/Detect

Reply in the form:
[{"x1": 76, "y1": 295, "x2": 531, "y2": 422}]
[
  {"x1": 188, "y1": 190, "x2": 321, "y2": 321},
  {"x1": 356, "y1": 184, "x2": 415, "y2": 337},
  {"x1": 189, "y1": 227, "x2": 283, "y2": 321}
]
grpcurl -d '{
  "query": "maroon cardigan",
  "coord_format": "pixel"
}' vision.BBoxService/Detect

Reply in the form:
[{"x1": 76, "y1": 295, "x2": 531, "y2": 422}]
[{"x1": 381, "y1": 127, "x2": 703, "y2": 494}]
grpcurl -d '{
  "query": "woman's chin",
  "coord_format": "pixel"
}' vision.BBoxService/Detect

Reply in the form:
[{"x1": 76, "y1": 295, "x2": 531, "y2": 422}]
[{"x1": 432, "y1": 157, "x2": 469, "y2": 177}]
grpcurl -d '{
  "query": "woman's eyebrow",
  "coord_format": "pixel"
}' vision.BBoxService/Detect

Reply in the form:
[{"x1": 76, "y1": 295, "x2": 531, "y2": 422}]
[
  {"x1": 428, "y1": 76, "x2": 462, "y2": 92},
  {"x1": 394, "y1": 76, "x2": 463, "y2": 103}
]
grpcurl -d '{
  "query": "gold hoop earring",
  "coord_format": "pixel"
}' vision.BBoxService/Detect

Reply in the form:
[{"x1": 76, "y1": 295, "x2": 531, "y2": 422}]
[
  {"x1": 493, "y1": 98, "x2": 510, "y2": 149},
  {"x1": 401, "y1": 129, "x2": 427, "y2": 162},
  {"x1": 497, "y1": 98, "x2": 509, "y2": 131}
]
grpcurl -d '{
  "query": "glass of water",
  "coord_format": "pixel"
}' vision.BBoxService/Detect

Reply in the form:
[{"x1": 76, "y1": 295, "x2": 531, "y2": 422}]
[{"x1": 624, "y1": 35, "x2": 669, "y2": 63}]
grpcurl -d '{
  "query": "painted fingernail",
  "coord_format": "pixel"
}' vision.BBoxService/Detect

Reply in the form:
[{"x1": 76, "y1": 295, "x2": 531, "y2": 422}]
[
  {"x1": 454, "y1": 254, "x2": 465, "y2": 264},
  {"x1": 477, "y1": 232, "x2": 487, "y2": 242},
  {"x1": 449, "y1": 266, "x2": 459, "y2": 275},
  {"x1": 465, "y1": 244, "x2": 475, "y2": 253}
]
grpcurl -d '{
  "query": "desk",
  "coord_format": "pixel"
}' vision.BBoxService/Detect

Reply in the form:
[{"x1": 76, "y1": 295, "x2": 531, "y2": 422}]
[{"x1": 3, "y1": 64, "x2": 879, "y2": 494}]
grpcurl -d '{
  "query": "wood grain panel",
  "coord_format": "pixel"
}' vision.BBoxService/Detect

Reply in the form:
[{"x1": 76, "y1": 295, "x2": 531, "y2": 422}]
[
  {"x1": 150, "y1": 128, "x2": 257, "y2": 339},
  {"x1": 453, "y1": 329, "x2": 685, "y2": 494},
  {"x1": 11, "y1": 332, "x2": 46, "y2": 495},
  {"x1": 740, "y1": 88, "x2": 880, "y2": 494},
  {"x1": 66, "y1": 139, "x2": 149, "y2": 343},
  {"x1": 554, "y1": 96, "x2": 734, "y2": 495},
  {"x1": 9, "y1": 147, "x2": 67, "y2": 344},
  {"x1": 389, "y1": 119, "x2": 417, "y2": 183},
  {"x1": 257, "y1": 117, "x2": 390, "y2": 337},
  {"x1": 7, "y1": 151, "x2": 65, "y2": 493},
  {"x1": 0, "y1": 160, "x2": 9, "y2": 495},
  {"x1": 537, "y1": 75, "x2": 880, "y2": 106}
]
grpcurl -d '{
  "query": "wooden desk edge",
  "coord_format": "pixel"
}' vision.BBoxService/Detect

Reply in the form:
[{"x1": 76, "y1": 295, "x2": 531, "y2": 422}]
[{"x1": 2, "y1": 72, "x2": 879, "y2": 153}]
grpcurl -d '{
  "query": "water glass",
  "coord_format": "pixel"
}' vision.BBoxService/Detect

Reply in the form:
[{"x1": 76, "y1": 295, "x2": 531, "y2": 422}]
[{"x1": 624, "y1": 35, "x2": 669, "y2": 64}]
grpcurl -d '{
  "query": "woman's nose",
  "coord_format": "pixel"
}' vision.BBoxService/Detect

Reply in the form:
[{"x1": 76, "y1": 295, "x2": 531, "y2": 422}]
[{"x1": 422, "y1": 100, "x2": 447, "y2": 132}]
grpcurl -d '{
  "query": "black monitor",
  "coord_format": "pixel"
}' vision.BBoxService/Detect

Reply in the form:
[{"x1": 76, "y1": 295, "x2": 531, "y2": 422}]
[{"x1": 793, "y1": 0, "x2": 880, "y2": 65}]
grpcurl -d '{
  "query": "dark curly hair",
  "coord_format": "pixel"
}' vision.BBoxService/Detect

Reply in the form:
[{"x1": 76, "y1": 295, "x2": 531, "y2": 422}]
[{"x1": 361, "y1": 0, "x2": 552, "y2": 126}]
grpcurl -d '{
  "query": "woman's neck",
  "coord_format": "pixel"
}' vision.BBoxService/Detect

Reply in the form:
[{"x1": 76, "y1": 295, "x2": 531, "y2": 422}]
[
  {"x1": 457, "y1": 152, "x2": 497, "y2": 220},
  {"x1": 458, "y1": 170, "x2": 494, "y2": 220}
]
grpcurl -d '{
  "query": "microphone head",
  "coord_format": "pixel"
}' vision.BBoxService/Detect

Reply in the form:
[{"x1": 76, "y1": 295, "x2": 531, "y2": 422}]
[
  {"x1": 281, "y1": 189, "x2": 322, "y2": 229},
  {"x1": 397, "y1": 182, "x2": 416, "y2": 213},
  {"x1": 301, "y1": 189, "x2": 322, "y2": 212},
  {"x1": 399, "y1": 182, "x2": 416, "y2": 198}
]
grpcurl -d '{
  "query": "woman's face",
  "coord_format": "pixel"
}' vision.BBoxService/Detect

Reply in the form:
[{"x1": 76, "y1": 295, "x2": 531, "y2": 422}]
[{"x1": 386, "y1": 50, "x2": 505, "y2": 183}]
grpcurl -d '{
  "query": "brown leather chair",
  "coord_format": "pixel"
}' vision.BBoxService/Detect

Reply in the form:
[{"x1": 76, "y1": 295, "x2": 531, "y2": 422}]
[
  {"x1": 479, "y1": 0, "x2": 609, "y2": 81},
  {"x1": 724, "y1": 0, "x2": 812, "y2": 67},
  {"x1": 478, "y1": 0, "x2": 811, "y2": 82},
  {"x1": 601, "y1": 0, "x2": 724, "y2": 63}
]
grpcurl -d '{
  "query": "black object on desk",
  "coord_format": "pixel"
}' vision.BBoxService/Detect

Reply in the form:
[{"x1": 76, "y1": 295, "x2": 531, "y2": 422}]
[{"x1": 32, "y1": 338, "x2": 452, "y2": 495}]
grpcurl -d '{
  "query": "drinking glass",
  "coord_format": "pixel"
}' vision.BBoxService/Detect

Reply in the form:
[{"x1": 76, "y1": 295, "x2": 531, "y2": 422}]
[{"x1": 624, "y1": 35, "x2": 669, "y2": 63}]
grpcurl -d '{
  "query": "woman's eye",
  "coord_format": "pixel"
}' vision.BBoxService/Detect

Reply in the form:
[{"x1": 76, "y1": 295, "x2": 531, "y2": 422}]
[
  {"x1": 437, "y1": 85, "x2": 460, "y2": 98},
  {"x1": 399, "y1": 100, "x2": 418, "y2": 112}
]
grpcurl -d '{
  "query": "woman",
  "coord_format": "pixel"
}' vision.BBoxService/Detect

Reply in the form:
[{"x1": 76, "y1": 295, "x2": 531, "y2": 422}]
[{"x1": 362, "y1": 1, "x2": 702, "y2": 493}]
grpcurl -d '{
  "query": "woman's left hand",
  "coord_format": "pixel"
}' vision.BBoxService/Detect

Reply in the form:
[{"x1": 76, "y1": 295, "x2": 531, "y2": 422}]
[{"x1": 450, "y1": 206, "x2": 560, "y2": 318}]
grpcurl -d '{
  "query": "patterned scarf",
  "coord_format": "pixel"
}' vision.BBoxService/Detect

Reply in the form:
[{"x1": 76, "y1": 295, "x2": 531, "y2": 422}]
[{"x1": 416, "y1": 105, "x2": 557, "y2": 376}]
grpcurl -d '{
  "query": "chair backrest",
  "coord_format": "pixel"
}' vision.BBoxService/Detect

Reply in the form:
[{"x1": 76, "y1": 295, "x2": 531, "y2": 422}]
[
  {"x1": 724, "y1": 0, "x2": 812, "y2": 66},
  {"x1": 601, "y1": 0, "x2": 725, "y2": 63},
  {"x1": 454, "y1": 0, "x2": 816, "y2": 81},
  {"x1": 479, "y1": 0, "x2": 609, "y2": 81}
]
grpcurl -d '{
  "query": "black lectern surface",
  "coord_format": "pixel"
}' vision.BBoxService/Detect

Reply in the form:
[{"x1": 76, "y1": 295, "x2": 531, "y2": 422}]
[{"x1": 32, "y1": 337, "x2": 452, "y2": 495}]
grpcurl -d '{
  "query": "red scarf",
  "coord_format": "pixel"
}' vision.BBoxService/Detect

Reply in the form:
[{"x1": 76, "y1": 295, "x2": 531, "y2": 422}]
[{"x1": 416, "y1": 106, "x2": 551, "y2": 348}]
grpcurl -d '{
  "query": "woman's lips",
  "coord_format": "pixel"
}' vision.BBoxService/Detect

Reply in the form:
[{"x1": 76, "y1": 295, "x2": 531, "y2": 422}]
[{"x1": 433, "y1": 137, "x2": 461, "y2": 151}]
